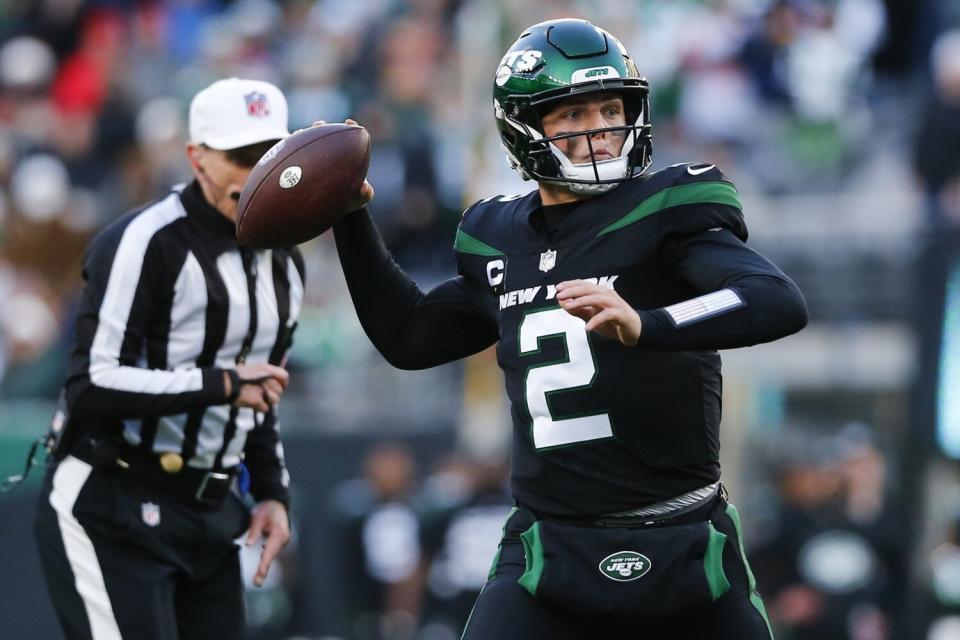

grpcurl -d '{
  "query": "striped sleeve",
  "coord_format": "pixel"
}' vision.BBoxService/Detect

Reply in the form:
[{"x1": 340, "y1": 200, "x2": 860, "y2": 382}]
[{"x1": 65, "y1": 200, "x2": 228, "y2": 420}]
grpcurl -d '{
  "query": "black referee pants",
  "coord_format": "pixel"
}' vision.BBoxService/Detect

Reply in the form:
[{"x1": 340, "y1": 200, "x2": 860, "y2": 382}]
[{"x1": 34, "y1": 455, "x2": 251, "y2": 640}]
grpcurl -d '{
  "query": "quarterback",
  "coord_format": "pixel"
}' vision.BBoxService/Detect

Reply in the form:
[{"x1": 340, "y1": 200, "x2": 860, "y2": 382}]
[{"x1": 334, "y1": 19, "x2": 806, "y2": 639}]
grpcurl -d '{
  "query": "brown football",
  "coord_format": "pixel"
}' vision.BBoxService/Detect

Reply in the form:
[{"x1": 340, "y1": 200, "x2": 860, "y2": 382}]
[{"x1": 236, "y1": 123, "x2": 370, "y2": 248}]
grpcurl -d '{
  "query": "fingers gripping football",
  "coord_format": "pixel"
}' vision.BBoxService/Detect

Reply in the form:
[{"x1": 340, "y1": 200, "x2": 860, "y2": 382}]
[
  {"x1": 302, "y1": 119, "x2": 374, "y2": 213},
  {"x1": 343, "y1": 119, "x2": 374, "y2": 211},
  {"x1": 556, "y1": 280, "x2": 642, "y2": 347}
]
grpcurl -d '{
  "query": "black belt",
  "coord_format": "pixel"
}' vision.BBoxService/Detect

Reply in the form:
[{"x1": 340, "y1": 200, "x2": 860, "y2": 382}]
[
  {"x1": 524, "y1": 493, "x2": 723, "y2": 530},
  {"x1": 70, "y1": 437, "x2": 238, "y2": 508}
]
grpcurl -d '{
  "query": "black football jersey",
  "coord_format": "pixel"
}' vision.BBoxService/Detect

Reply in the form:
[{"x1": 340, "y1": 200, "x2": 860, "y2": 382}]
[{"x1": 453, "y1": 164, "x2": 749, "y2": 516}]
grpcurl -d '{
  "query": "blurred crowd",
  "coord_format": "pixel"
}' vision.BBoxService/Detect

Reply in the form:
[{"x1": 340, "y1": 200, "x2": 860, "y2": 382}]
[
  {"x1": 243, "y1": 422, "x2": 954, "y2": 640},
  {"x1": 1, "y1": 0, "x2": 956, "y2": 400},
  {"x1": 3, "y1": 0, "x2": 960, "y2": 638},
  {"x1": 230, "y1": 439, "x2": 513, "y2": 640}
]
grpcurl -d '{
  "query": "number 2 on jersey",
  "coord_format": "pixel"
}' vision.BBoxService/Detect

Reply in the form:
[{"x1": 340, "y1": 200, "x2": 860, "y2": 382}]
[{"x1": 519, "y1": 308, "x2": 613, "y2": 449}]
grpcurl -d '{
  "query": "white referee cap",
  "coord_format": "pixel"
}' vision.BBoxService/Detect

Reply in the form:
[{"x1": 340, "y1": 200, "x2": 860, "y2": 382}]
[{"x1": 189, "y1": 77, "x2": 290, "y2": 150}]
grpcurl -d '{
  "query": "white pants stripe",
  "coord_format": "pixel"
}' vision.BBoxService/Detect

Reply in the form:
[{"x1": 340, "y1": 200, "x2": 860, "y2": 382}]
[{"x1": 49, "y1": 456, "x2": 122, "y2": 640}]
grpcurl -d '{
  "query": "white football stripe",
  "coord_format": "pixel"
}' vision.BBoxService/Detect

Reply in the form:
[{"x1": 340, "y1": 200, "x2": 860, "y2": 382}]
[
  {"x1": 89, "y1": 193, "x2": 202, "y2": 395},
  {"x1": 166, "y1": 252, "x2": 207, "y2": 370},
  {"x1": 286, "y1": 256, "x2": 304, "y2": 327},
  {"x1": 251, "y1": 250, "x2": 280, "y2": 362},
  {"x1": 215, "y1": 251, "x2": 250, "y2": 365},
  {"x1": 50, "y1": 457, "x2": 122, "y2": 640}
]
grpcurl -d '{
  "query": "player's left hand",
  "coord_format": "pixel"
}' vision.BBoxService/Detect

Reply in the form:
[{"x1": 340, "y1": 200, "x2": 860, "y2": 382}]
[
  {"x1": 246, "y1": 499, "x2": 290, "y2": 587},
  {"x1": 556, "y1": 279, "x2": 642, "y2": 347}
]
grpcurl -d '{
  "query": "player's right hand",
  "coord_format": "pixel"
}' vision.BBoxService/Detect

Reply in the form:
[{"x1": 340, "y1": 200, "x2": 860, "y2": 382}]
[
  {"x1": 348, "y1": 178, "x2": 375, "y2": 212},
  {"x1": 556, "y1": 279, "x2": 642, "y2": 347},
  {"x1": 298, "y1": 119, "x2": 375, "y2": 213},
  {"x1": 344, "y1": 118, "x2": 375, "y2": 211},
  {"x1": 231, "y1": 363, "x2": 289, "y2": 412}
]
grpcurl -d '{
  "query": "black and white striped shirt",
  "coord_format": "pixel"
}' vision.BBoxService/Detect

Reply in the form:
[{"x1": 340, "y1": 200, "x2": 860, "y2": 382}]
[{"x1": 62, "y1": 181, "x2": 304, "y2": 504}]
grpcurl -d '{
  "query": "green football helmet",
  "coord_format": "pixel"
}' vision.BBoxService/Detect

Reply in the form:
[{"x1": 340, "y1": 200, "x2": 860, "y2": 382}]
[{"x1": 493, "y1": 19, "x2": 652, "y2": 194}]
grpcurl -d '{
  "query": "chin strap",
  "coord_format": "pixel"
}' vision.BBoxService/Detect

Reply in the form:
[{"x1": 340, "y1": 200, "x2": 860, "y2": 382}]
[
  {"x1": 564, "y1": 181, "x2": 620, "y2": 195},
  {"x1": 539, "y1": 179, "x2": 621, "y2": 195}
]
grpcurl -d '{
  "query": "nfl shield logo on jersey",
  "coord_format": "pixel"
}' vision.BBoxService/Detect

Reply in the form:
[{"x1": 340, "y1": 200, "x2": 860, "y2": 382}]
[
  {"x1": 539, "y1": 249, "x2": 557, "y2": 273},
  {"x1": 141, "y1": 502, "x2": 161, "y2": 527}
]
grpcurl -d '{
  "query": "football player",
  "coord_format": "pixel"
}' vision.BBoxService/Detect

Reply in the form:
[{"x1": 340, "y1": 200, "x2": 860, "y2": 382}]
[{"x1": 334, "y1": 18, "x2": 806, "y2": 639}]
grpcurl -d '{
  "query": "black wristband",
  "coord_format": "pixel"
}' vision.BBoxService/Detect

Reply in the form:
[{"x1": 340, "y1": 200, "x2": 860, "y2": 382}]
[{"x1": 226, "y1": 369, "x2": 241, "y2": 404}]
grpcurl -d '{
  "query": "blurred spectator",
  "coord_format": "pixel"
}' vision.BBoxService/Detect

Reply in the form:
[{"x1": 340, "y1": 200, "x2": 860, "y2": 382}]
[
  {"x1": 359, "y1": 98, "x2": 457, "y2": 284},
  {"x1": 913, "y1": 29, "x2": 960, "y2": 230},
  {"x1": 926, "y1": 511, "x2": 960, "y2": 639},
  {"x1": 835, "y1": 423, "x2": 911, "y2": 639},
  {"x1": 0, "y1": 152, "x2": 92, "y2": 397},
  {"x1": 0, "y1": 35, "x2": 58, "y2": 152},
  {"x1": 675, "y1": 0, "x2": 755, "y2": 153},
  {"x1": 331, "y1": 441, "x2": 423, "y2": 640},
  {"x1": 739, "y1": 0, "x2": 804, "y2": 108},
  {"x1": 0, "y1": 260, "x2": 63, "y2": 397},
  {"x1": 417, "y1": 454, "x2": 512, "y2": 640},
  {"x1": 353, "y1": 10, "x2": 461, "y2": 283},
  {"x1": 752, "y1": 424, "x2": 908, "y2": 639}
]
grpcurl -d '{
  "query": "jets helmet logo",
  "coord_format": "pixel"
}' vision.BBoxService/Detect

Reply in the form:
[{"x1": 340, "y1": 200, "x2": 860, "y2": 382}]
[{"x1": 599, "y1": 550, "x2": 651, "y2": 582}]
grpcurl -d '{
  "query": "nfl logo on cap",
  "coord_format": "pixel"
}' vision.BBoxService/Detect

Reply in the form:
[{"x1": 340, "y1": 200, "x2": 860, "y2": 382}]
[
  {"x1": 189, "y1": 78, "x2": 290, "y2": 151},
  {"x1": 244, "y1": 91, "x2": 270, "y2": 117}
]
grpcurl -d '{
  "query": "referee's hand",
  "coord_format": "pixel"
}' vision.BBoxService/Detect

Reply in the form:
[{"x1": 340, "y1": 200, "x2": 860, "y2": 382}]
[
  {"x1": 246, "y1": 499, "x2": 290, "y2": 587},
  {"x1": 229, "y1": 363, "x2": 289, "y2": 412}
]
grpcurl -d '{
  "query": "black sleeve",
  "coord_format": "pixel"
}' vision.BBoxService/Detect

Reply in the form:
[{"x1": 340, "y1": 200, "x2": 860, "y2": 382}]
[
  {"x1": 635, "y1": 229, "x2": 808, "y2": 350},
  {"x1": 65, "y1": 225, "x2": 228, "y2": 420},
  {"x1": 243, "y1": 409, "x2": 290, "y2": 507},
  {"x1": 333, "y1": 208, "x2": 499, "y2": 369}
]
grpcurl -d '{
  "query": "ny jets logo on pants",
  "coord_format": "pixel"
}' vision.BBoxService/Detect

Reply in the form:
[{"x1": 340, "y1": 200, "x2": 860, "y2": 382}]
[{"x1": 599, "y1": 550, "x2": 651, "y2": 582}]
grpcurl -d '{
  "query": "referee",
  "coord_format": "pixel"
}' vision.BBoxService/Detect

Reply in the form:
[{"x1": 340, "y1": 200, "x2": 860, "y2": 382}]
[{"x1": 34, "y1": 78, "x2": 304, "y2": 640}]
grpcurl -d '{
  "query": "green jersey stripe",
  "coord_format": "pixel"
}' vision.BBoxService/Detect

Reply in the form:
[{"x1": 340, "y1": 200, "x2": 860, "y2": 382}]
[
  {"x1": 597, "y1": 181, "x2": 742, "y2": 237},
  {"x1": 454, "y1": 229, "x2": 505, "y2": 256}
]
